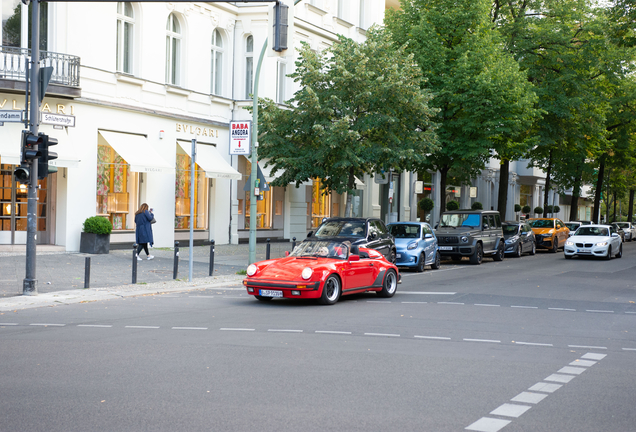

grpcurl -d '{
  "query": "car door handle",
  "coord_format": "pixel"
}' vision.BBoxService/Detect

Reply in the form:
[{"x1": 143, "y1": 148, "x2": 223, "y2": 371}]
[{"x1": 368, "y1": 263, "x2": 374, "y2": 267}]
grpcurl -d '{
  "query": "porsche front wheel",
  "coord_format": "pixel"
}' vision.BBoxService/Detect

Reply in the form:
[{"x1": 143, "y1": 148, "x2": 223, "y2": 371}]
[
  {"x1": 377, "y1": 270, "x2": 398, "y2": 298},
  {"x1": 319, "y1": 275, "x2": 341, "y2": 305}
]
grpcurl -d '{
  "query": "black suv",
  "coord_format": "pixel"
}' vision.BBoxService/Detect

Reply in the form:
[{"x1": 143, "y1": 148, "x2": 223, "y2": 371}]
[
  {"x1": 308, "y1": 217, "x2": 397, "y2": 263},
  {"x1": 435, "y1": 210, "x2": 505, "y2": 264}
]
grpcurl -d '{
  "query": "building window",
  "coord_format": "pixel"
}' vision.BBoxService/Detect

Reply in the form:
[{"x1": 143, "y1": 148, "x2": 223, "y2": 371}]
[
  {"x1": 3, "y1": 1, "x2": 48, "y2": 49},
  {"x1": 311, "y1": 179, "x2": 331, "y2": 228},
  {"x1": 96, "y1": 144, "x2": 140, "y2": 230},
  {"x1": 175, "y1": 146, "x2": 209, "y2": 230},
  {"x1": 245, "y1": 35, "x2": 254, "y2": 98},
  {"x1": 211, "y1": 29, "x2": 223, "y2": 95},
  {"x1": 116, "y1": 2, "x2": 134, "y2": 74},
  {"x1": 165, "y1": 13, "x2": 181, "y2": 85},
  {"x1": 359, "y1": 1, "x2": 365, "y2": 29},
  {"x1": 276, "y1": 61, "x2": 286, "y2": 104},
  {"x1": 337, "y1": 0, "x2": 345, "y2": 19},
  {"x1": 520, "y1": 185, "x2": 532, "y2": 208}
]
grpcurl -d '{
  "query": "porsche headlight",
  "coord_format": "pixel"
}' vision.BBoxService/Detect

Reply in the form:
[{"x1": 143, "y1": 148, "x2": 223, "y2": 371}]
[
  {"x1": 407, "y1": 241, "x2": 418, "y2": 250},
  {"x1": 461, "y1": 236, "x2": 469, "y2": 243},
  {"x1": 596, "y1": 241, "x2": 608, "y2": 246},
  {"x1": 246, "y1": 264, "x2": 257, "y2": 276},
  {"x1": 301, "y1": 267, "x2": 313, "y2": 280}
]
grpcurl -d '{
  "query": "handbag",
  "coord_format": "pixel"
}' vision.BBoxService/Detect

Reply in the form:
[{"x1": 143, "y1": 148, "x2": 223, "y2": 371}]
[{"x1": 150, "y1": 217, "x2": 156, "y2": 224}]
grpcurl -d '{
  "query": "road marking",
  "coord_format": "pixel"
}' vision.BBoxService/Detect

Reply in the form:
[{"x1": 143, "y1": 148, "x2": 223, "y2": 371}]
[
  {"x1": 400, "y1": 292, "x2": 457, "y2": 295},
  {"x1": 558, "y1": 366, "x2": 586, "y2": 375},
  {"x1": 465, "y1": 417, "x2": 511, "y2": 432},
  {"x1": 570, "y1": 360, "x2": 596, "y2": 367},
  {"x1": 415, "y1": 335, "x2": 451, "y2": 340},
  {"x1": 30, "y1": 323, "x2": 65, "y2": 326},
  {"x1": 549, "y1": 308, "x2": 576, "y2": 311},
  {"x1": 622, "y1": 348, "x2": 636, "y2": 351},
  {"x1": 172, "y1": 327, "x2": 207, "y2": 330},
  {"x1": 464, "y1": 338, "x2": 500, "y2": 343},
  {"x1": 514, "y1": 341, "x2": 553, "y2": 347},
  {"x1": 581, "y1": 353, "x2": 607, "y2": 360},
  {"x1": 315, "y1": 330, "x2": 351, "y2": 335},
  {"x1": 586, "y1": 310, "x2": 614, "y2": 313},
  {"x1": 544, "y1": 374, "x2": 575, "y2": 383},
  {"x1": 490, "y1": 403, "x2": 532, "y2": 418},
  {"x1": 438, "y1": 302, "x2": 464, "y2": 305},
  {"x1": 401, "y1": 301, "x2": 428, "y2": 304},
  {"x1": 568, "y1": 345, "x2": 607, "y2": 350},
  {"x1": 0, "y1": 323, "x2": 18, "y2": 326},
  {"x1": 475, "y1": 304, "x2": 500, "y2": 307},
  {"x1": 511, "y1": 305, "x2": 538, "y2": 309},
  {"x1": 367, "y1": 300, "x2": 392, "y2": 303},
  {"x1": 528, "y1": 382, "x2": 562, "y2": 393},
  {"x1": 511, "y1": 392, "x2": 548, "y2": 404},
  {"x1": 125, "y1": 326, "x2": 160, "y2": 329},
  {"x1": 268, "y1": 329, "x2": 303, "y2": 333},
  {"x1": 220, "y1": 328, "x2": 254, "y2": 331},
  {"x1": 626, "y1": 311, "x2": 636, "y2": 314},
  {"x1": 77, "y1": 324, "x2": 112, "y2": 328},
  {"x1": 365, "y1": 333, "x2": 400, "y2": 337}
]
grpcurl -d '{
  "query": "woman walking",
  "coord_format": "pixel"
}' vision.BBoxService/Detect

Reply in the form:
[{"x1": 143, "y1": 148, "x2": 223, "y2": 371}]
[{"x1": 135, "y1": 203, "x2": 154, "y2": 261}]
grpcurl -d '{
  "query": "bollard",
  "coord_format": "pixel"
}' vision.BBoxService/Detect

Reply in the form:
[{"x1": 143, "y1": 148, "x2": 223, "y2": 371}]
[
  {"x1": 173, "y1": 241, "x2": 180, "y2": 279},
  {"x1": 84, "y1": 257, "x2": 91, "y2": 289},
  {"x1": 266, "y1": 238, "x2": 271, "y2": 260},
  {"x1": 292, "y1": 236, "x2": 297, "y2": 251},
  {"x1": 209, "y1": 240, "x2": 215, "y2": 276},
  {"x1": 132, "y1": 243, "x2": 138, "y2": 284}
]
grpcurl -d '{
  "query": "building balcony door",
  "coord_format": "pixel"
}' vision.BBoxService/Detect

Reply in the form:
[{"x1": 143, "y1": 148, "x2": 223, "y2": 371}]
[{"x1": 0, "y1": 164, "x2": 53, "y2": 245}]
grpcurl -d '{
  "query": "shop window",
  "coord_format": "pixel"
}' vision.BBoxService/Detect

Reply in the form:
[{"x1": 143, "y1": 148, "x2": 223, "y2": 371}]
[
  {"x1": 311, "y1": 179, "x2": 331, "y2": 228},
  {"x1": 520, "y1": 184, "x2": 532, "y2": 208},
  {"x1": 275, "y1": 200, "x2": 283, "y2": 216},
  {"x1": 243, "y1": 159, "x2": 272, "y2": 229},
  {"x1": 96, "y1": 144, "x2": 139, "y2": 230},
  {"x1": 238, "y1": 199, "x2": 243, "y2": 215},
  {"x1": 175, "y1": 147, "x2": 209, "y2": 230}
]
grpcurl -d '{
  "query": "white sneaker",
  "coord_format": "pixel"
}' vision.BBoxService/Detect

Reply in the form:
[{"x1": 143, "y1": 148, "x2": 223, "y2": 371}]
[
  {"x1": 137, "y1": 255, "x2": 142, "y2": 261},
  {"x1": 147, "y1": 255, "x2": 154, "y2": 260}
]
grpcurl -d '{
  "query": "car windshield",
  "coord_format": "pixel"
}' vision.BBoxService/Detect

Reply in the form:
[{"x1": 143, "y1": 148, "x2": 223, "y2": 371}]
[
  {"x1": 440, "y1": 213, "x2": 480, "y2": 228},
  {"x1": 389, "y1": 224, "x2": 420, "y2": 238},
  {"x1": 314, "y1": 220, "x2": 366, "y2": 238},
  {"x1": 576, "y1": 227, "x2": 609, "y2": 236},
  {"x1": 616, "y1": 223, "x2": 629, "y2": 229},
  {"x1": 529, "y1": 219, "x2": 554, "y2": 228},
  {"x1": 502, "y1": 225, "x2": 519, "y2": 235},
  {"x1": 565, "y1": 223, "x2": 579, "y2": 231},
  {"x1": 290, "y1": 240, "x2": 350, "y2": 259}
]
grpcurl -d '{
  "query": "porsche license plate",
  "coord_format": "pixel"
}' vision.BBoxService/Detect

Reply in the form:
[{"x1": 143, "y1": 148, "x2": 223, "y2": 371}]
[
  {"x1": 259, "y1": 289, "x2": 283, "y2": 298},
  {"x1": 439, "y1": 246, "x2": 453, "y2": 251}
]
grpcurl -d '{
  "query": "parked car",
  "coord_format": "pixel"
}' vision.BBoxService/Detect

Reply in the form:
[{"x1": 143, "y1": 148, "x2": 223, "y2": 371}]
[
  {"x1": 309, "y1": 217, "x2": 397, "y2": 263},
  {"x1": 388, "y1": 222, "x2": 441, "y2": 272},
  {"x1": 564, "y1": 224, "x2": 622, "y2": 260},
  {"x1": 435, "y1": 210, "x2": 505, "y2": 265},
  {"x1": 244, "y1": 238, "x2": 399, "y2": 304},
  {"x1": 615, "y1": 222, "x2": 636, "y2": 241},
  {"x1": 565, "y1": 221, "x2": 584, "y2": 232},
  {"x1": 527, "y1": 218, "x2": 570, "y2": 253},
  {"x1": 502, "y1": 221, "x2": 536, "y2": 257},
  {"x1": 610, "y1": 222, "x2": 626, "y2": 242}
]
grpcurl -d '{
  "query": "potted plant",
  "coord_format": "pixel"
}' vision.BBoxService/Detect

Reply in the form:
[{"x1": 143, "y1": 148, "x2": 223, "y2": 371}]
[
  {"x1": 418, "y1": 197, "x2": 434, "y2": 213},
  {"x1": 80, "y1": 216, "x2": 113, "y2": 254},
  {"x1": 446, "y1": 200, "x2": 460, "y2": 211},
  {"x1": 534, "y1": 206, "x2": 544, "y2": 216},
  {"x1": 471, "y1": 201, "x2": 483, "y2": 210},
  {"x1": 515, "y1": 204, "x2": 522, "y2": 213}
]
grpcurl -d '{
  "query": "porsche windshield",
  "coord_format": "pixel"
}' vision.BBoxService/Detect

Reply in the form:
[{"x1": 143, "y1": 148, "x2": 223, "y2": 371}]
[
  {"x1": 576, "y1": 227, "x2": 609, "y2": 236},
  {"x1": 529, "y1": 220, "x2": 555, "y2": 228},
  {"x1": 314, "y1": 220, "x2": 366, "y2": 237},
  {"x1": 290, "y1": 240, "x2": 350, "y2": 259},
  {"x1": 440, "y1": 213, "x2": 480, "y2": 228}
]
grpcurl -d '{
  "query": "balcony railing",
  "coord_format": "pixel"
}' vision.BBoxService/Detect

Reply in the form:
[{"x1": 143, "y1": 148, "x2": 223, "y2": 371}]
[{"x1": 0, "y1": 46, "x2": 80, "y2": 88}]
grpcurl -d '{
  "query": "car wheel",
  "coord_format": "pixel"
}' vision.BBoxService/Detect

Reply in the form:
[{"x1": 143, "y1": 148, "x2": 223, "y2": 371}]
[
  {"x1": 605, "y1": 246, "x2": 612, "y2": 260},
  {"x1": 530, "y1": 241, "x2": 536, "y2": 255},
  {"x1": 377, "y1": 269, "x2": 398, "y2": 298},
  {"x1": 319, "y1": 274, "x2": 341, "y2": 305},
  {"x1": 431, "y1": 252, "x2": 441, "y2": 270},
  {"x1": 469, "y1": 243, "x2": 483, "y2": 265},
  {"x1": 551, "y1": 239, "x2": 558, "y2": 253},
  {"x1": 416, "y1": 253, "x2": 426, "y2": 272},
  {"x1": 389, "y1": 248, "x2": 397, "y2": 264},
  {"x1": 254, "y1": 295, "x2": 273, "y2": 302},
  {"x1": 515, "y1": 243, "x2": 522, "y2": 258},
  {"x1": 617, "y1": 244, "x2": 623, "y2": 258},
  {"x1": 493, "y1": 242, "x2": 504, "y2": 261}
]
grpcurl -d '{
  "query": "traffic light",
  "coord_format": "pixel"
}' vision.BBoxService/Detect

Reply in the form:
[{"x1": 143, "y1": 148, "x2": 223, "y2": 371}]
[
  {"x1": 21, "y1": 130, "x2": 42, "y2": 163},
  {"x1": 272, "y1": 1, "x2": 289, "y2": 52},
  {"x1": 14, "y1": 163, "x2": 30, "y2": 183},
  {"x1": 37, "y1": 133, "x2": 58, "y2": 180}
]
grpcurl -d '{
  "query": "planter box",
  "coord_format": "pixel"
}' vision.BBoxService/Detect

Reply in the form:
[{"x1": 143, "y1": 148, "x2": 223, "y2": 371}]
[{"x1": 80, "y1": 232, "x2": 110, "y2": 254}]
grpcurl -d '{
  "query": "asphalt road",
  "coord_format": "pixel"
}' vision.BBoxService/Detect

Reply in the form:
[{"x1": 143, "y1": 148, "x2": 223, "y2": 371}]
[{"x1": 1, "y1": 243, "x2": 635, "y2": 432}]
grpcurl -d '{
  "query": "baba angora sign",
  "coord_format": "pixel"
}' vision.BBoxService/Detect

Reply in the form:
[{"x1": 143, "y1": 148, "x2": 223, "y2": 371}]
[{"x1": 229, "y1": 120, "x2": 251, "y2": 155}]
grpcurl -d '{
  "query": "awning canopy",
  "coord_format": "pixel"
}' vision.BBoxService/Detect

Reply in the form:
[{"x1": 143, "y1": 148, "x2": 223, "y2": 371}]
[
  {"x1": 177, "y1": 140, "x2": 241, "y2": 180},
  {"x1": 99, "y1": 130, "x2": 173, "y2": 174},
  {"x1": 0, "y1": 129, "x2": 80, "y2": 167}
]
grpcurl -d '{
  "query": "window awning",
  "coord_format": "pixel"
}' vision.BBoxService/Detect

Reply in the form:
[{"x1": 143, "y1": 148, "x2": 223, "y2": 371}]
[
  {"x1": 0, "y1": 129, "x2": 81, "y2": 167},
  {"x1": 177, "y1": 140, "x2": 241, "y2": 180},
  {"x1": 99, "y1": 130, "x2": 173, "y2": 174}
]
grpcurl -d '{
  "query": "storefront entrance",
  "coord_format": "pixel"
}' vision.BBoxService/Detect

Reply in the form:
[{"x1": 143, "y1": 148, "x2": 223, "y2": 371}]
[{"x1": 0, "y1": 164, "x2": 53, "y2": 245}]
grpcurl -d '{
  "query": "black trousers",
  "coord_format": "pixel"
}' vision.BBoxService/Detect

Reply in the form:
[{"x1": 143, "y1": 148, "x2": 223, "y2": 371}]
[{"x1": 137, "y1": 243, "x2": 149, "y2": 256}]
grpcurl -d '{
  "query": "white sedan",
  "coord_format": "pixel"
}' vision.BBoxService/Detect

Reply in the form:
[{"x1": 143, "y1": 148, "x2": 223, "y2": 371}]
[
  {"x1": 564, "y1": 225, "x2": 622, "y2": 260},
  {"x1": 615, "y1": 222, "x2": 636, "y2": 241}
]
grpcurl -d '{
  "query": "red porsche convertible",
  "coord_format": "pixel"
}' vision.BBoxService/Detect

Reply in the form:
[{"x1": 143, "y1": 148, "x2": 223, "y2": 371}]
[{"x1": 243, "y1": 238, "x2": 399, "y2": 305}]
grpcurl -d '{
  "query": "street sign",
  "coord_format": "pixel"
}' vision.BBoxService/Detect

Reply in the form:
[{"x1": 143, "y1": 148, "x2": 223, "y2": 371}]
[
  {"x1": 0, "y1": 110, "x2": 24, "y2": 123},
  {"x1": 41, "y1": 112, "x2": 76, "y2": 127},
  {"x1": 229, "y1": 120, "x2": 251, "y2": 155}
]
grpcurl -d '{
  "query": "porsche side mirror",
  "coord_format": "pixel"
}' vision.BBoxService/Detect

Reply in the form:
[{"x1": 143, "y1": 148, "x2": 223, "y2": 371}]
[
  {"x1": 348, "y1": 254, "x2": 360, "y2": 262},
  {"x1": 285, "y1": 251, "x2": 290, "y2": 257}
]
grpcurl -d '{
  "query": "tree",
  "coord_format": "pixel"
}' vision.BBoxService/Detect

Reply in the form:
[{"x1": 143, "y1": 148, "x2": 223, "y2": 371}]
[
  {"x1": 386, "y1": 0, "x2": 538, "y2": 221},
  {"x1": 255, "y1": 29, "x2": 439, "y2": 216}
]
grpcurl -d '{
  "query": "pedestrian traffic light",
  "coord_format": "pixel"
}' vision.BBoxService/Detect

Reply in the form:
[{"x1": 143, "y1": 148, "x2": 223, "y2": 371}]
[
  {"x1": 37, "y1": 133, "x2": 58, "y2": 180},
  {"x1": 20, "y1": 130, "x2": 42, "y2": 163},
  {"x1": 14, "y1": 163, "x2": 30, "y2": 183}
]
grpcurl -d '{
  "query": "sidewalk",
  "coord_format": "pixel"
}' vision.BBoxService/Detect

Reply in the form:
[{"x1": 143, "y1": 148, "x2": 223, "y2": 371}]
[{"x1": 0, "y1": 242, "x2": 297, "y2": 310}]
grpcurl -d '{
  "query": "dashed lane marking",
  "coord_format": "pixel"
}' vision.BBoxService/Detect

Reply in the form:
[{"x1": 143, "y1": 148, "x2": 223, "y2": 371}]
[
  {"x1": 511, "y1": 305, "x2": 538, "y2": 309},
  {"x1": 438, "y1": 302, "x2": 464, "y2": 305},
  {"x1": 0, "y1": 323, "x2": 18, "y2": 326},
  {"x1": 172, "y1": 327, "x2": 207, "y2": 330},
  {"x1": 401, "y1": 301, "x2": 428, "y2": 304},
  {"x1": 464, "y1": 338, "x2": 501, "y2": 344},
  {"x1": 220, "y1": 328, "x2": 254, "y2": 331},
  {"x1": 29, "y1": 323, "x2": 65, "y2": 326},
  {"x1": 77, "y1": 325, "x2": 112, "y2": 328},
  {"x1": 568, "y1": 345, "x2": 607, "y2": 350},
  {"x1": 510, "y1": 392, "x2": 548, "y2": 404},
  {"x1": 268, "y1": 329, "x2": 303, "y2": 333},
  {"x1": 544, "y1": 374, "x2": 575, "y2": 383},
  {"x1": 557, "y1": 366, "x2": 586, "y2": 375},
  {"x1": 490, "y1": 403, "x2": 532, "y2": 418},
  {"x1": 315, "y1": 330, "x2": 351, "y2": 335},
  {"x1": 364, "y1": 333, "x2": 400, "y2": 337},
  {"x1": 415, "y1": 335, "x2": 451, "y2": 340},
  {"x1": 400, "y1": 291, "x2": 457, "y2": 295},
  {"x1": 465, "y1": 417, "x2": 511, "y2": 432},
  {"x1": 475, "y1": 304, "x2": 500, "y2": 307},
  {"x1": 586, "y1": 310, "x2": 614, "y2": 313},
  {"x1": 125, "y1": 326, "x2": 160, "y2": 329},
  {"x1": 514, "y1": 341, "x2": 553, "y2": 347},
  {"x1": 548, "y1": 308, "x2": 576, "y2": 312}
]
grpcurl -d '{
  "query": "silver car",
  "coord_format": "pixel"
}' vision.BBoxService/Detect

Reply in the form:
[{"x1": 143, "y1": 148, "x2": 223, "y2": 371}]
[{"x1": 614, "y1": 222, "x2": 636, "y2": 242}]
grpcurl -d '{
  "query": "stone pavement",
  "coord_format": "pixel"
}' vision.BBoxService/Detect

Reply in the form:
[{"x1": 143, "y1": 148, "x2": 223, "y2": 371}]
[{"x1": 0, "y1": 241, "x2": 297, "y2": 309}]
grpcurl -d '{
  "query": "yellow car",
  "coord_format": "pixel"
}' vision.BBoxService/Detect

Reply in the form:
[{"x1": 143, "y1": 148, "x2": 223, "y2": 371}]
[{"x1": 527, "y1": 218, "x2": 570, "y2": 253}]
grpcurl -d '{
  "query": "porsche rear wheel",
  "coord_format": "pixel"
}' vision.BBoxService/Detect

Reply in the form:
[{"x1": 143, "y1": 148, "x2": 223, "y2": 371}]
[
  {"x1": 377, "y1": 270, "x2": 398, "y2": 298},
  {"x1": 319, "y1": 275, "x2": 341, "y2": 305},
  {"x1": 254, "y1": 295, "x2": 273, "y2": 302}
]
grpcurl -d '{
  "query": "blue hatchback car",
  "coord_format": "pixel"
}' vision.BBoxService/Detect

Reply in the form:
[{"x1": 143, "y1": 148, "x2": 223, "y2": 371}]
[{"x1": 387, "y1": 222, "x2": 441, "y2": 272}]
